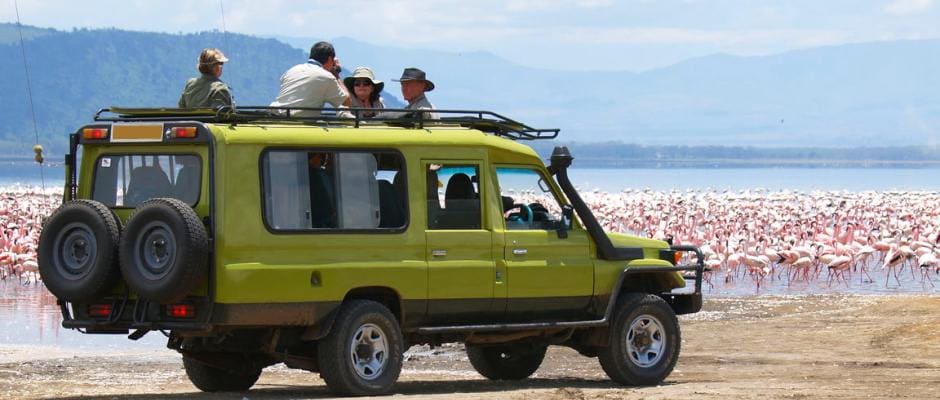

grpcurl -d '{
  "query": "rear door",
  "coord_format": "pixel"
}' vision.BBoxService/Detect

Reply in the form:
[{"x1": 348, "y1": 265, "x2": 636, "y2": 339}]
[{"x1": 424, "y1": 161, "x2": 496, "y2": 324}]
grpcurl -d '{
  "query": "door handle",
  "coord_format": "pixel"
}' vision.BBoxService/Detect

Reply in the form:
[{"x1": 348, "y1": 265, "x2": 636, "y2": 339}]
[
  {"x1": 513, "y1": 248, "x2": 528, "y2": 255},
  {"x1": 431, "y1": 249, "x2": 448, "y2": 257}
]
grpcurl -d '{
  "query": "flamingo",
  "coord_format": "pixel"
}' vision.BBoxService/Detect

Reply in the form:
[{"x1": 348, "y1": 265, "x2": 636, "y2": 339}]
[
  {"x1": 917, "y1": 253, "x2": 938, "y2": 289},
  {"x1": 883, "y1": 247, "x2": 904, "y2": 288},
  {"x1": 827, "y1": 255, "x2": 853, "y2": 288}
]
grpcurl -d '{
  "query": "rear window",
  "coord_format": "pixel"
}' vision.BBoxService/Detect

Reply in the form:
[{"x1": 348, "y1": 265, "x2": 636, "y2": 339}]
[
  {"x1": 92, "y1": 154, "x2": 202, "y2": 207},
  {"x1": 261, "y1": 149, "x2": 407, "y2": 232}
]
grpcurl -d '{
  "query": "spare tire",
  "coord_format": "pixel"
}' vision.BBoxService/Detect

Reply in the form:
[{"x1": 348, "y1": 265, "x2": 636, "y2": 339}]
[
  {"x1": 38, "y1": 199, "x2": 122, "y2": 302},
  {"x1": 119, "y1": 198, "x2": 208, "y2": 304}
]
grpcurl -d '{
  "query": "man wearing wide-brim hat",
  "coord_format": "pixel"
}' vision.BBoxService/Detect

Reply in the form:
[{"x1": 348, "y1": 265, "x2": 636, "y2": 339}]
[{"x1": 389, "y1": 67, "x2": 439, "y2": 120}]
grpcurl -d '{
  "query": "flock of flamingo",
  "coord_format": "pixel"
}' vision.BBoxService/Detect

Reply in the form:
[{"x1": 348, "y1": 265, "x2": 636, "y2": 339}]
[
  {"x1": 581, "y1": 188, "x2": 940, "y2": 292},
  {"x1": 2, "y1": 186, "x2": 939, "y2": 294},
  {"x1": 0, "y1": 186, "x2": 52, "y2": 284}
]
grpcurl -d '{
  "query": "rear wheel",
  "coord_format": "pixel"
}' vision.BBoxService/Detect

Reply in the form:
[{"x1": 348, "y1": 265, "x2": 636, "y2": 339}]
[
  {"x1": 183, "y1": 354, "x2": 262, "y2": 392},
  {"x1": 466, "y1": 342, "x2": 547, "y2": 380},
  {"x1": 598, "y1": 293, "x2": 680, "y2": 386},
  {"x1": 317, "y1": 300, "x2": 404, "y2": 396},
  {"x1": 38, "y1": 200, "x2": 121, "y2": 301},
  {"x1": 119, "y1": 198, "x2": 208, "y2": 303}
]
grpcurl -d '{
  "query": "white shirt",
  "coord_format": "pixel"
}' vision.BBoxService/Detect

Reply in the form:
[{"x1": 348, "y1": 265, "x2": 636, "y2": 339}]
[{"x1": 270, "y1": 60, "x2": 348, "y2": 118}]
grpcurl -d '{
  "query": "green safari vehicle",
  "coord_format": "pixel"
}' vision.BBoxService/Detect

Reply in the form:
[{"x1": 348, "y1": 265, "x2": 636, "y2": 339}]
[{"x1": 38, "y1": 106, "x2": 705, "y2": 396}]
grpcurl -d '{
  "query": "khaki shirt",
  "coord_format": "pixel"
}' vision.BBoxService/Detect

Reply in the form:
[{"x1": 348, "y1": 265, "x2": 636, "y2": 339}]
[
  {"x1": 270, "y1": 60, "x2": 348, "y2": 118},
  {"x1": 381, "y1": 93, "x2": 439, "y2": 120},
  {"x1": 178, "y1": 74, "x2": 232, "y2": 109}
]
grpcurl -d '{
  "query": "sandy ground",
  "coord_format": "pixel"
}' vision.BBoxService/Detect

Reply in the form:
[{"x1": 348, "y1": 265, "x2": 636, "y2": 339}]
[{"x1": 1, "y1": 294, "x2": 939, "y2": 400}]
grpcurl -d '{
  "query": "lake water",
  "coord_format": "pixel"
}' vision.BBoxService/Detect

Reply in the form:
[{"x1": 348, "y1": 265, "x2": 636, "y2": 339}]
[
  {"x1": 566, "y1": 167, "x2": 940, "y2": 192},
  {"x1": 2, "y1": 164, "x2": 938, "y2": 348},
  {"x1": 5, "y1": 163, "x2": 940, "y2": 192}
]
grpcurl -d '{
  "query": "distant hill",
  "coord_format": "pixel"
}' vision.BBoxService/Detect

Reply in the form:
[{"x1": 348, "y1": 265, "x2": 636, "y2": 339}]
[
  {"x1": 1, "y1": 24, "x2": 939, "y2": 156},
  {"x1": 0, "y1": 25, "x2": 404, "y2": 155},
  {"x1": 280, "y1": 35, "x2": 940, "y2": 148},
  {"x1": 0, "y1": 23, "x2": 55, "y2": 44}
]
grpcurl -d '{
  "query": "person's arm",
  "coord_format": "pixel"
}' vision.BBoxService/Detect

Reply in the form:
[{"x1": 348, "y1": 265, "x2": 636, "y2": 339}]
[
  {"x1": 178, "y1": 85, "x2": 188, "y2": 108},
  {"x1": 209, "y1": 84, "x2": 233, "y2": 109},
  {"x1": 320, "y1": 76, "x2": 350, "y2": 108}
]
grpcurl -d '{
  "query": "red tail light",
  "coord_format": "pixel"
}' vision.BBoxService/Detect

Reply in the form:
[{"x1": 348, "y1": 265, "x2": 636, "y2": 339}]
[
  {"x1": 168, "y1": 127, "x2": 198, "y2": 139},
  {"x1": 82, "y1": 128, "x2": 109, "y2": 140},
  {"x1": 88, "y1": 304, "x2": 113, "y2": 317},
  {"x1": 167, "y1": 304, "x2": 196, "y2": 318}
]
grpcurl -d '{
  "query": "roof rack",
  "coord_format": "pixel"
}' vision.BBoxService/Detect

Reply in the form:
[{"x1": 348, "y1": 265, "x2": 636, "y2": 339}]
[{"x1": 93, "y1": 106, "x2": 559, "y2": 141}]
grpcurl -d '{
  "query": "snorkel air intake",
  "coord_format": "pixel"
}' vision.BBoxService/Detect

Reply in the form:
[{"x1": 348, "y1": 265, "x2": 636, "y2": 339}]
[{"x1": 549, "y1": 146, "x2": 642, "y2": 261}]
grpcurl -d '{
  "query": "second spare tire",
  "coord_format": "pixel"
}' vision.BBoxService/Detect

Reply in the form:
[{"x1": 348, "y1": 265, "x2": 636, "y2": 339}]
[{"x1": 119, "y1": 198, "x2": 208, "y2": 304}]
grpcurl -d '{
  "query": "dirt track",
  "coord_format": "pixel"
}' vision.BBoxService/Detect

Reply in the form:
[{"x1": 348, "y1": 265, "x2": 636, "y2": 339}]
[{"x1": 2, "y1": 294, "x2": 939, "y2": 400}]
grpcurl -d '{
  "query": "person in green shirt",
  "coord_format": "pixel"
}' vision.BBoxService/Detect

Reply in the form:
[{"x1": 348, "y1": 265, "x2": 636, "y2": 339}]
[{"x1": 178, "y1": 48, "x2": 232, "y2": 109}]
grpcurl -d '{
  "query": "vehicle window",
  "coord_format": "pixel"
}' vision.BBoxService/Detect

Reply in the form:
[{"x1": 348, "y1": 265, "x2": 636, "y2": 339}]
[
  {"x1": 495, "y1": 167, "x2": 566, "y2": 230},
  {"x1": 427, "y1": 164, "x2": 481, "y2": 230},
  {"x1": 92, "y1": 154, "x2": 201, "y2": 207},
  {"x1": 262, "y1": 150, "x2": 406, "y2": 231}
]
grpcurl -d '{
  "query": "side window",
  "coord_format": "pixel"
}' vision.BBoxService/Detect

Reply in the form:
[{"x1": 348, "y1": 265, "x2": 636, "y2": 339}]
[
  {"x1": 92, "y1": 154, "x2": 201, "y2": 207},
  {"x1": 427, "y1": 164, "x2": 481, "y2": 230},
  {"x1": 262, "y1": 150, "x2": 407, "y2": 231},
  {"x1": 495, "y1": 167, "x2": 566, "y2": 230}
]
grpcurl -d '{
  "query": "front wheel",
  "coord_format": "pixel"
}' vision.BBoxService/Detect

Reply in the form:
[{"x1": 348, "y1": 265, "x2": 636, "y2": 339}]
[
  {"x1": 317, "y1": 300, "x2": 404, "y2": 396},
  {"x1": 466, "y1": 342, "x2": 547, "y2": 380},
  {"x1": 598, "y1": 293, "x2": 680, "y2": 386}
]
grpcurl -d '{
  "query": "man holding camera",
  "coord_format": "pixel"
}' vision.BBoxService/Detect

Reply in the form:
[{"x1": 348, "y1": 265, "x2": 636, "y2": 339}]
[{"x1": 270, "y1": 41, "x2": 350, "y2": 118}]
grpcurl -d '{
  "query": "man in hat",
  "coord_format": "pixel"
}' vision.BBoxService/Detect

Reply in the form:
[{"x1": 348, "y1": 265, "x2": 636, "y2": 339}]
[
  {"x1": 270, "y1": 41, "x2": 350, "y2": 118},
  {"x1": 391, "y1": 67, "x2": 439, "y2": 119},
  {"x1": 178, "y1": 48, "x2": 233, "y2": 109}
]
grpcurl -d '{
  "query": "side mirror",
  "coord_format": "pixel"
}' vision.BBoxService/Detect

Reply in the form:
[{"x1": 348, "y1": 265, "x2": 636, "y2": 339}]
[{"x1": 557, "y1": 205, "x2": 574, "y2": 239}]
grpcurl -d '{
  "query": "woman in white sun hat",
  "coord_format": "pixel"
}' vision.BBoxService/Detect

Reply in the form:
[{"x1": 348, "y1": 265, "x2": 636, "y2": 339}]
[{"x1": 343, "y1": 67, "x2": 386, "y2": 118}]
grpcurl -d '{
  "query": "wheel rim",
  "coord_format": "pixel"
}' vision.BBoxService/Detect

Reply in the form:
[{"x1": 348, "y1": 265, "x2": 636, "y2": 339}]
[
  {"x1": 133, "y1": 221, "x2": 177, "y2": 280},
  {"x1": 626, "y1": 314, "x2": 666, "y2": 368},
  {"x1": 349, "y1": 323, "x2": 388, "y2": 380},
  {"x1": 52, "y1": 222, "x2": 98, "y2": 281}
]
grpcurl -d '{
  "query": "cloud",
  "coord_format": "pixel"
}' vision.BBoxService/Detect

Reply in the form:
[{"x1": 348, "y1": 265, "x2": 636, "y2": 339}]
[
  {"x1": 540, "y1": 27, "x2": 853, "y2": 50},
  {"x1": 883, "y1": 0, "x2": 934, "y2": 15}
]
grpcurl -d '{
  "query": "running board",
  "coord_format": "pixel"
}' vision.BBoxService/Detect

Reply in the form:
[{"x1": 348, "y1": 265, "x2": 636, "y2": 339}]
[{"x1": 415, "y1": 319, "x2": 607, "y2": 334}]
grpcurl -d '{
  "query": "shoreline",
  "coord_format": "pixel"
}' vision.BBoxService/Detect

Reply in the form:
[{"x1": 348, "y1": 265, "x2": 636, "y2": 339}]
[{"x1": 2, "y1": 294, "x2": 937, "y2": 399}]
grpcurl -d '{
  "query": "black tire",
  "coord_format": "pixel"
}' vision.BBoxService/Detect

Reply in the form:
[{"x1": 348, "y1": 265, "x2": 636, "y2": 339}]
[
  {"x1": 317, "y1": 300, "x2": 404, "y2": 396},
  {"x1": 598, "y1": 293, "x2": 680, "y2": 386},
  {"x1": 119, "y1": 198, "x2": 208, "y2": 304},
  {"x1": 466, "y1": 342, "x2": 547, "y2": 380},
  {"x1": 37, "y1": 200, "x2": 121, "y2": 302},
  {"x1": 183, "y1": 354, "x2": 261, "y2": 392}
]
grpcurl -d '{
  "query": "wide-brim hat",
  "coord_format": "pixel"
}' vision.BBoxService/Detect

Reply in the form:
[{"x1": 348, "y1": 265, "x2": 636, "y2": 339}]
[
  {"x1": 343, "y1": 67, "x2": 385, "y2": 93},
  {"x1": 393, "y1": 67, "x2": 434, "y2": 91}
]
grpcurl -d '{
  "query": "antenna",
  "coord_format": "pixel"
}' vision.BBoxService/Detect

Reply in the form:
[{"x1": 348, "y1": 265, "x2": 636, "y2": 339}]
[
  {"x1": 13, "y1": 0, "x2": 45, "y2": 193},
  {"x1": 218, "y1": 0, "x2": 233, "y2": 106}
]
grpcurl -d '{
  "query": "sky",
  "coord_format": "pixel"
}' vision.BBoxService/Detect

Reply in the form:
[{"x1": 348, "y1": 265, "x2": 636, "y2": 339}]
[{"x1": 3, "y1": 0, "x2": 940, "y2": 71}]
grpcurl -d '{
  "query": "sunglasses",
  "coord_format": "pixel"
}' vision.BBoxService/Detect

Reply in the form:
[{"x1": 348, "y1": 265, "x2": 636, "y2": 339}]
[{"x1": 353, "y1": 80, "x2": 373, "y2": 87}]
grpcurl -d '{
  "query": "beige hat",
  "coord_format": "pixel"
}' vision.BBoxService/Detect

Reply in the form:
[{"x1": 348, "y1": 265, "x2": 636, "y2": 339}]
[
  {"x1": 343, "y1": 67, "x2": 385, "y2": 94},
  {"x1": 197, "y1": 48, "x2": 229, "y2": 68}
]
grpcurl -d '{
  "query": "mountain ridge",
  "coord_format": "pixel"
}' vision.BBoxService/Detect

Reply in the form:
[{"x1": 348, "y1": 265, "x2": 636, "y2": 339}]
[{"x1": 1, "y1": 23, "x2": 938, "y2": 155}]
